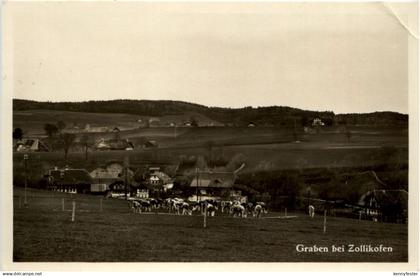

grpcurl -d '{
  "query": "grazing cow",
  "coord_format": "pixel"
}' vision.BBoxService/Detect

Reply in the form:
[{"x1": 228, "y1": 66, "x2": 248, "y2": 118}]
[
  {"x1": 178, "y1": 202, "x2": 193, "y2": 215},
  {"x1": 206, "y1": 203, "x2": 218, "y2": 217},
  {"x1": 149, "y1": 198, "x2": 162, "y2": 210},
  {"x1": 231, "y1": 204, "x2": 246, "y2": 218},
  {"x1": 253, "y1": 204, "x2": 264, "y2": 218},
  {"x1": 242, "y1": 202, "x2": 254, "y2": 214},
  {"x1": 221, "y1": 201, "x2": 233, "y2": 213},
  {"x1": 136, "y1": 199, "x2": 152, "y2": 212},
  {"x1": 129, "y1": 200, "x2": 141, "y2": 213},
  {"x1": 308, "y1": 205, "x2": 315, "y2": 218}
]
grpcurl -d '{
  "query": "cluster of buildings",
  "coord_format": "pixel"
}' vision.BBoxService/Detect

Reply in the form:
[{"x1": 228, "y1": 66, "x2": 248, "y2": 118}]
[{"x1": 44, "y1": 163, "x2": 247, "y2": 202}]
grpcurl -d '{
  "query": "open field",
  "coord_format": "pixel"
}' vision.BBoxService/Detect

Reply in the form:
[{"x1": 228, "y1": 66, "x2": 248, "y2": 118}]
[
  {"x1": 13, "y1": 188, "x2": 407, "y2": 262},
  {"x1": 13, "y1": 110, "x2": 221, "y2": 136},
  {"x1": 13, "y1": 136, "x2": 408, "y2": 177}
]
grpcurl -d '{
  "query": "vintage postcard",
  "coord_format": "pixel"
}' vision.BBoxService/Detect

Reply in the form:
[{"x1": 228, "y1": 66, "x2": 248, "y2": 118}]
[{"x1": 1, "y1": 1, "x2": 418, "y2": 273}]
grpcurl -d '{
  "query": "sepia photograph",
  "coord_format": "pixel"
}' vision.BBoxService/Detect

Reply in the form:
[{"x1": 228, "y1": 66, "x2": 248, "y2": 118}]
[{"x1": 1, "y1": 1, "x2": 418, "y2": 272}]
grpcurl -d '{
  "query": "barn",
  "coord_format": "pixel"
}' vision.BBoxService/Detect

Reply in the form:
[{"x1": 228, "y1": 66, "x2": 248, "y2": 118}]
[
  {"x1": 90, "y1": 163, "x2": 135, "y2": 195},
  {"x1": 189, "y1": 171, "x2": 246, "y2": 202},
  {"x1": 15, "y1": 139, "x2": 49, "y2": 152},
  {"x1": 95, "y1": 138, "x2": 134, "y2": 151},
  {"x1": 48, "y1": 167, "x2": 92, "y2": 194}
]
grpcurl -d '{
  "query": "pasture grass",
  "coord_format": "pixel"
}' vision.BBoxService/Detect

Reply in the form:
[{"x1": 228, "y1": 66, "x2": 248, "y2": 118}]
[{"x1": 13, "y1": 188, "x2": 407, "y2": 262}]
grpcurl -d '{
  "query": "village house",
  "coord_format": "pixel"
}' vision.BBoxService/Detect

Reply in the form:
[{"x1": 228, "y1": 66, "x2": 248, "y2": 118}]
[
  {"x1": 95, "y1": 138, "x2": 134, "y2": 151},
  {"x1": 189, "y1": 171, "x2": 246, "y2": 202},
  {"x1": 148, "y1": 117, "x2": 161, "y2": 127},
  {"x1": 312, "y1": 118, "x2": 325, "y2": 127},
  {"x1": 90, "y1": 163, "x2": 135, "y2": 196},
  {"x1": 15, "y1": 139, "x2": 49, "y2": 152},
  {"x1": 84, "y1": 124, "x2": 110, "y2": 133},
  {"x1": 47, "y1": 167, "x2": 92, "y2": 194},
  {"x1": 134, "y1": 167, "x2": 173, "y2": 198}
]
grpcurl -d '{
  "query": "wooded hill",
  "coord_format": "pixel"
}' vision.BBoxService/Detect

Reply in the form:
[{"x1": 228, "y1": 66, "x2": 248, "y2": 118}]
[{"x1": 13, "y1": 99, "x2": 408, "y2": 127}]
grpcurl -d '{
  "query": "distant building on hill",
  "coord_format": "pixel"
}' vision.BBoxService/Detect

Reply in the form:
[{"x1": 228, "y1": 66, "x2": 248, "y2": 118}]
[
  {"x1": 143, "y1": 140, "x2": 158, "y2": 148},
  {"x1": 84, "y1": 124, "x2": 110, "y2": 133},
  {"x1": 312, "y1": 118, "x2": 325, "y2": 127},
  {"x1": 95, "y1": 138, "x2": 134, "y2": 151},
  {"x1": 15, "y1": 139, "x2": 49, "y2": 152}
]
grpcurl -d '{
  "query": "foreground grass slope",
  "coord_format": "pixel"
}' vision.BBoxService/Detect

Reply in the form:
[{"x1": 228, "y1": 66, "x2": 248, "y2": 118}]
[{"x1": 13, "y1": 188, "x2": 407, "y2": 262}]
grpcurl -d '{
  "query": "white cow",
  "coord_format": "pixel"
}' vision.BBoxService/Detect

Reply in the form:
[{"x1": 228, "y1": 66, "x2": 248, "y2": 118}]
[
  {"x1": 308, "y1": 205, "x2": 315, "y2": 218},
  {"x1": 231, "y1": 204, "x2": 246, "y2": 218}
]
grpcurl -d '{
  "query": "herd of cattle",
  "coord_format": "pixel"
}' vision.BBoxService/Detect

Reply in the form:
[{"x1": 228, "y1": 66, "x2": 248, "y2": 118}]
[{"x1": 127, "y1": 197, "x2": 268, "y2": 218}]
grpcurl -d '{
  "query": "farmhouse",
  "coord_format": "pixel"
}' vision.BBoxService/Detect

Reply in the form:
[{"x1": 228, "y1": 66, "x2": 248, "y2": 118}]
[
  {"x1": 84, "y1": 124, "x2": 110, "y2": 133},
  {"x1": 90, "y1": 163, "x2": 135, "y2": 194},
  {"x1": 312, "y1": 118, "x2": 325, "y2": 127},
  {"x1": 95, "y1": 138, "x2": 134, "y2": 151},
  {"x1": 189, "y1": 171, "x2": 244, "y2": 201},
  {"x1": 149, "y1": 117, "x2": 160, "y2": 126},
  {"x1": 48, "y1": 167, "x2": 92, "y2": 193},
  {"x1": 358, "y1": 189, "x2": 408, "y2": 223},
  {"x1": 147, "y1": 167, "x2": 173, "y2": 189},
  {"x1": 15, "y1": 139, "x2": 49, "y2": 152}
]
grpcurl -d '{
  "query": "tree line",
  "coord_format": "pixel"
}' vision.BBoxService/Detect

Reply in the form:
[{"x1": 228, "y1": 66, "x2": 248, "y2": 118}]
[{"x1": 14, "y1": 99, "x2": 408, "y2": 127}]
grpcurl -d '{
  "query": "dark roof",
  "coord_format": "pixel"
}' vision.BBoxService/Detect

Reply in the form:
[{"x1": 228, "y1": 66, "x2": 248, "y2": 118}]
[
  {"x1": 346, "y1": 171, "x2": 388, "y2": 194},
  {"x1": 50, "y1": 169, "x2": 92, "y2": 185},
  {"x1": 372, "y1": 190, "x2": 408, "y2": 207},
  {"x1": 190, "y1": 172, "x2": 235, "y2": 188},
  {"x1": 144, "y1": 140, "x2": 157, "y2": 147}
]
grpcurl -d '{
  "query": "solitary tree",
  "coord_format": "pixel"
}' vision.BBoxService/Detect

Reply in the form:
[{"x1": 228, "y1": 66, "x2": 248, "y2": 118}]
[
  {"x1": 13, "y1": 127, "x2": 23, "y2": 141},
  {"x1": 191, "y1": 117, "x2": 199, "y2": 127},
  {"x1": 44, "y1": 123, "x2": 59, "y2": 151},
  {"x1": 44, "y1": 123, "x2": 58, "y2": 137},
  {"x1": 80, "y1": 133, "x2": 94, "y2": 161},
  {"x1": 61, "y1": 133, "x2": 76, "y2": 162}
]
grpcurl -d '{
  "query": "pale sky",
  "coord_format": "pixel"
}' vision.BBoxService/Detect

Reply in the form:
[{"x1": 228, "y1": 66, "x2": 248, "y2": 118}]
[{"x1": 4, "y1": 2, "x2": 416, "y2": 114}]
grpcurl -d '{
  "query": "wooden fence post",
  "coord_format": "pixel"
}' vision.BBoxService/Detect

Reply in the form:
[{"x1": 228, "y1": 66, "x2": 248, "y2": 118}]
[
  {"x1": 71, "y1": 200, "x2": 76, "y2": 222},
  {"x1": 203, "y1": 205, "x2": 207, "y2": 228},
  {"x1": 323, "y1": 210, "x2": 327, "y2": 234}
]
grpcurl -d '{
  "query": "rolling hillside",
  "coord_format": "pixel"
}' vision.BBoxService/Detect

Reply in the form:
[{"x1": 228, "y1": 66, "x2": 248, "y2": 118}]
[{"x1": 13, "y1": 99, "x2": 408, "y2": 130}]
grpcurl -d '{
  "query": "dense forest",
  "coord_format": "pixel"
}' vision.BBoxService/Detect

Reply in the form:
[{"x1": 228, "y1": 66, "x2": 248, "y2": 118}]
[{"x1": 13, "y1": 99, "x2": 408, "y2": 127}]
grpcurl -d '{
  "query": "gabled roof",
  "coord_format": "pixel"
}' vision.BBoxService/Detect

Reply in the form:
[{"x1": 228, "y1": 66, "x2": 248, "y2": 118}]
[
  {"x1": 190, "y1": 172, "x2": 235, "y2": 188},
  {"x1": 144, "y1": 140, "x2": 157, "y2": 147},
  {"x1": 346, "y1": 171, "x2": 388, "y2": 194},
  {"x1": 16, "y1": 139, "x2": 49, "y2": 152}
]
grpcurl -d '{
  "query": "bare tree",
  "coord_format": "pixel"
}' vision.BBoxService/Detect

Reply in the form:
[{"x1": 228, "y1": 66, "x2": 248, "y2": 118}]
[
  {"x1": 44, "y1": 123, "x2": 58, "y2": 151},
  {"x1": 80, "y1": 133, "x2": 94, "y2": 161},
  {"x1": 13, "y1": 127, "x2": 23, "y2": 141},
  {"x1": 61, "y1": 133, "x2": 76, "y2": 162}
]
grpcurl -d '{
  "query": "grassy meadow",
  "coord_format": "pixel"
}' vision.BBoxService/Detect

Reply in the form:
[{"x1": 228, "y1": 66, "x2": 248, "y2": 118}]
[{"x1": 13, "y1": 188, "x2": 407, "y2": 262}]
